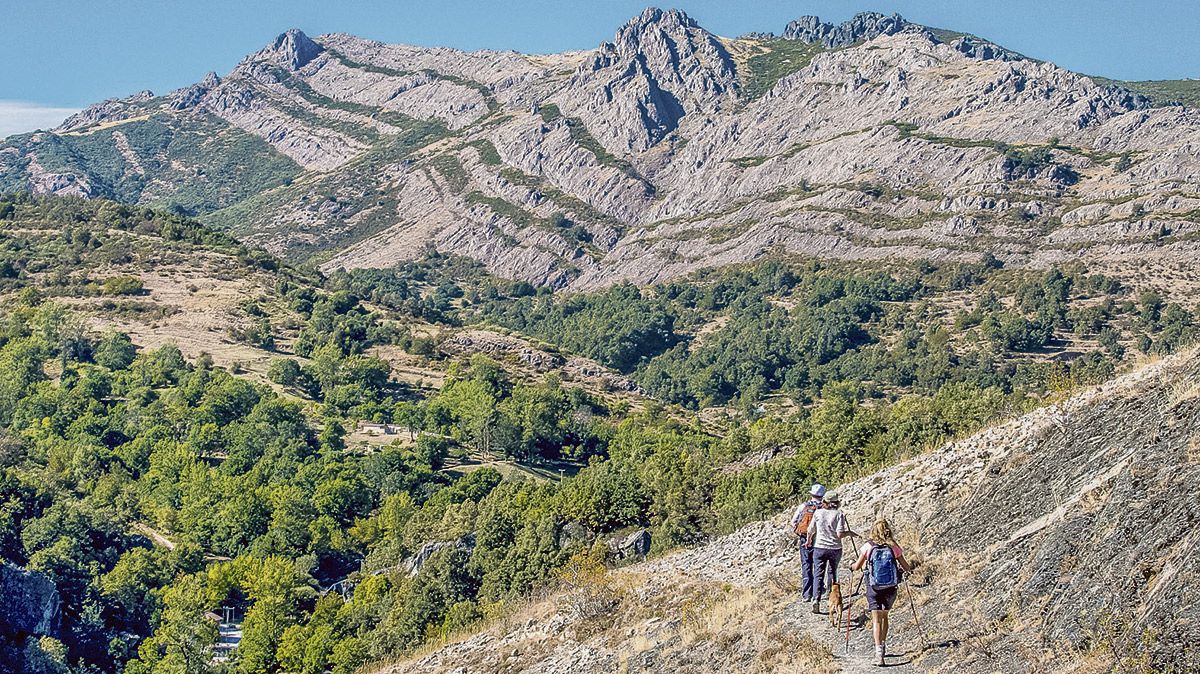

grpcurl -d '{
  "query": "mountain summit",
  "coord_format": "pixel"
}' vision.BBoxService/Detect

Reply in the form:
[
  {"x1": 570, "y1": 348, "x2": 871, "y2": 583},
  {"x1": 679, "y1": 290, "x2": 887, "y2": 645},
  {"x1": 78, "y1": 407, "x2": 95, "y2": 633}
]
[
  {"x1": 3, "y1": 8, "x2": 1200, "y2": 292},
  {"x1": 257, "y1": 28, "x2": 324, "y2": 70}
]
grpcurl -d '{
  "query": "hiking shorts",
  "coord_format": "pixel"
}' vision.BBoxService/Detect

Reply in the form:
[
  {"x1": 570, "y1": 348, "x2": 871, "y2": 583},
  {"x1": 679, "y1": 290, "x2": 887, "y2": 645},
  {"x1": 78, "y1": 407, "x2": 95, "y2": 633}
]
[{"x1": 866, "y1": 585, "x2": 898, "y2": 610}]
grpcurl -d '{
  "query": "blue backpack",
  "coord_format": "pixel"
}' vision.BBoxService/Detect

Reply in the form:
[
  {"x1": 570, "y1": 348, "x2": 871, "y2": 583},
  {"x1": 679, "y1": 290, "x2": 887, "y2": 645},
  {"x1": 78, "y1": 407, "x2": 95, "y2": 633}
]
[{"x1": 868, "y1": 544, "x2": 900, "y2": 589}]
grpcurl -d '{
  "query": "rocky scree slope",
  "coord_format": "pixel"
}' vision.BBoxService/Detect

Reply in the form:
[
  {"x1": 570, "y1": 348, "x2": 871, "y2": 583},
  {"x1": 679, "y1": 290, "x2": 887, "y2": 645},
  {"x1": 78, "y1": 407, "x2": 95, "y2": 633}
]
[
  {"x1": 381, "y1": 348, "x2": 1200, "y2": 673},
  {"x1": 4, "y1": 10, "x2": 1200, "y2": 291}
]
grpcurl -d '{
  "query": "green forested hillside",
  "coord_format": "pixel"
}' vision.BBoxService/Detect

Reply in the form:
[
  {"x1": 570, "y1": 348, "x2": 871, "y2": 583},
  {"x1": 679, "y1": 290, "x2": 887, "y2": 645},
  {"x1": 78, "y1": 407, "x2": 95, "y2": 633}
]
[
  {"x1": 0, "y1": 196, "x2": 1195, "y2": 674},
  {"x1": 466, "y1": 259, "x2": 1193, "y2": 409},
  {"x1": 0, "y1": 112, "x2": 301, "y2": 217}
]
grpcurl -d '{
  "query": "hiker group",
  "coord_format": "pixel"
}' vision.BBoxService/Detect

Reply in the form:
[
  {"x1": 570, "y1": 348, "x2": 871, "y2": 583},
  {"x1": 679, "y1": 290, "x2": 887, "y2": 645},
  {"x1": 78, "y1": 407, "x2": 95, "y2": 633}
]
[{"x1": 790, "y1": 484, "x2": 914, "y2": 667}]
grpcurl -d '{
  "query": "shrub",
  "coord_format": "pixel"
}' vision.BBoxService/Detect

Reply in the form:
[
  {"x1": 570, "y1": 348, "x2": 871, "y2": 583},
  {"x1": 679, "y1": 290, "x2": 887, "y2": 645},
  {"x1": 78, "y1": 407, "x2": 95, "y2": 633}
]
[{"x1": 102, "y1": 275, "x2": 144, "y2": 296}]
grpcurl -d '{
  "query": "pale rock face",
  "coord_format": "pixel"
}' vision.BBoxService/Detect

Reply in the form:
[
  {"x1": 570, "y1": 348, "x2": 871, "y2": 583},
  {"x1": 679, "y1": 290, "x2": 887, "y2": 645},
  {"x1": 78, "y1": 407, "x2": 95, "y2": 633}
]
[
  {"x1": 557, "y1": 8, "x2": 739, "y2": 154},
  {"x1": 9, "y1": 11, "x2": 1200, "y2": 291},
  {"x1": 781, "y1": 11, "x2": 914, "y2": 47},
  {"x1": 25, "y1": 154, "x2": 93, "y2": 197},
  {"x1": 258, "y1": 28, "x2": 324, "y2": 71},
  {"x1": 202, "y1": 71, "x2": 368, "y2": 170}
]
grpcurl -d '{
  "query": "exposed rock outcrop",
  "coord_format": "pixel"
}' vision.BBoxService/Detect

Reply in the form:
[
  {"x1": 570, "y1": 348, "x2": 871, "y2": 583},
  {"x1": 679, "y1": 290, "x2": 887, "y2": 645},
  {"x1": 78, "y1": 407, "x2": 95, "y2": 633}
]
[
  {"x1": 560, "y1": 7, "x2": 738, "y2": 153},
  {"x1": 0, "y1": 564, "x2": 60, "y2": 640},
  {"x1": 403, "y1": 536, "x2": 475, "y2": 577},
  {"x1": 56, "y1": 90, "x2": 154, "y2": 132},
  {"x1": 781, "y1": 12, "x2": 915, "y2": 47},
  {"x1": 169, "y1": 71, "x2": 220, "y2": 110},
  {"x1": 608, "y1": 529, "x2": 651, "y2": 561},
  {"x1": 257, "y1": 28, "x2": 324, "y2": 71},
  {"x1": 950, "y1": 34, "x2": 1025, "y2": 62}
]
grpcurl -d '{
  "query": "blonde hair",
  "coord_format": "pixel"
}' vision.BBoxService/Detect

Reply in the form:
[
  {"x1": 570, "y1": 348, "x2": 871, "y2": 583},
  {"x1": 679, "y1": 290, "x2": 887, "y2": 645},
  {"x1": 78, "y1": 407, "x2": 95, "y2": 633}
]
[{"x1": 869, "y1": 519, "x2": 897, "y2": 546}]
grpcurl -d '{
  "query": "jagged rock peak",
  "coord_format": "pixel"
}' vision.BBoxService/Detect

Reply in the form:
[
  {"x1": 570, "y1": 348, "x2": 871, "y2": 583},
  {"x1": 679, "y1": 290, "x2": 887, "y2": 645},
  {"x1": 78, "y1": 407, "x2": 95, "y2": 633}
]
[
  {"x1": 562, "y1": 7, "x2": 738, "y2": 153},
  {"x1": 603, "y1": 7, "x2": 715, "y2": 57},
  {"x1": 169, "y1": 71, "x2": 221, "y2": 110},
  {"x1": 596, "y1": 7, "x2": 735, "y2": 79},
  {"x1": 258, "y1": 28, "x2": 324, "y2": 70},
  {"x1": 621, "y1": 7, "x2": 700, "y2": 34},
  {"x1": 782, "y1": 12, "x2": 915, "y2": 48}
]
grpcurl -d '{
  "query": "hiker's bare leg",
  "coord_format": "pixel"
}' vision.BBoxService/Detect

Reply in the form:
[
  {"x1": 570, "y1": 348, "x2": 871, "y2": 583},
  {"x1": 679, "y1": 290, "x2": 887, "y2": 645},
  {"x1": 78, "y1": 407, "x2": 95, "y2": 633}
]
[{"x1": 872, "y1": 610, "x2": 885, "y2": 645}]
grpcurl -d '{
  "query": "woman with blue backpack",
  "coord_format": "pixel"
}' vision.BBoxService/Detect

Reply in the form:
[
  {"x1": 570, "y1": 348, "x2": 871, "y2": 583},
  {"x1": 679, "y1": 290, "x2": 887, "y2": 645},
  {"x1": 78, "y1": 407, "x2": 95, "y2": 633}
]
[{"x1": 851, "y1": 518, "x2": 913, "y2": 667}]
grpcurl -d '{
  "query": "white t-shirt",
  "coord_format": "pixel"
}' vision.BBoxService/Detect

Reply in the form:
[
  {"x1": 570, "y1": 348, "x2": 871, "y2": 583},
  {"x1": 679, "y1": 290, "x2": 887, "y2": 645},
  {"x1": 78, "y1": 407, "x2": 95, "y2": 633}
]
[{"x1": 807, "y1": 508, "x2": 851, "y2": 549}]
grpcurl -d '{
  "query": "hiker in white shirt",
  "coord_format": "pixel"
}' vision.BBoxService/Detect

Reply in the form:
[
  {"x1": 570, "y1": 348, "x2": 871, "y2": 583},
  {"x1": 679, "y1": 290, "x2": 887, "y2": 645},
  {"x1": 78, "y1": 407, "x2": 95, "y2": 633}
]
[{"x1": 805, "y1": 490, "x2": 859, "y2": 614}]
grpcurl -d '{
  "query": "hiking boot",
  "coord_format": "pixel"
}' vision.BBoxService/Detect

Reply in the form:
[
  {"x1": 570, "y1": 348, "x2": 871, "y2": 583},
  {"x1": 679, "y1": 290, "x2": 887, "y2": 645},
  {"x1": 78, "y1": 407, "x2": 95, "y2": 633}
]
[
  {"x1": 874, "y1": 646, "x2": 885, "y2": 666},
  {"x1": 811, "y1": 600, "x2": 820, "y2": 615}
]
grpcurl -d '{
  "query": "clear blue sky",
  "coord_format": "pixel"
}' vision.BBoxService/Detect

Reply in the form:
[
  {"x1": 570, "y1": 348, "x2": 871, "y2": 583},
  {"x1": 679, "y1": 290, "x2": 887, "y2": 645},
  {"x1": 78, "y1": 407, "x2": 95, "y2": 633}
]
[{"x1": 3, "y1": 0, "x2": 1199, "y2": 135}]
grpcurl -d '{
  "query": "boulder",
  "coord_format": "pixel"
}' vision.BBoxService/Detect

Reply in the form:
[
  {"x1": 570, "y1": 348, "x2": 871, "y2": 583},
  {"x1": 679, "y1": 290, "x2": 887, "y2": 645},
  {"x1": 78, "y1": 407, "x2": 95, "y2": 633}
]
[
  {"x1": 403, "y1": 535, "x2": 476, "y2": 577},
  {"x1": 557, "y1": 521, "x2": 593, "y2": 550},
  {"x1": 608, "y1": 529, "x2": 651, "y2": 561}
]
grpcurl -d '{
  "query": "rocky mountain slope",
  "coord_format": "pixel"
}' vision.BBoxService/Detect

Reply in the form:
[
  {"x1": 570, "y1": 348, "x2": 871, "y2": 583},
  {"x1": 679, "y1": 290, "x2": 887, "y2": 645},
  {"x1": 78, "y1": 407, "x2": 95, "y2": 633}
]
[
  {"x1": 381, "y1": 348, "x2": 1200, "y2": 673},
  {"x1": 5, "y1": 9, "x2": 1200, "y2": 292}
]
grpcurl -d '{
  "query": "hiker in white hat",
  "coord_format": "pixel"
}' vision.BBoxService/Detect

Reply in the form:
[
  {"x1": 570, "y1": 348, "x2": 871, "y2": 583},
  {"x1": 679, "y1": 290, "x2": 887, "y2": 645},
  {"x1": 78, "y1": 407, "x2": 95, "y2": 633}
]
[{"x1": 789, "y1": 484, "x2": 826, "y2": 602}]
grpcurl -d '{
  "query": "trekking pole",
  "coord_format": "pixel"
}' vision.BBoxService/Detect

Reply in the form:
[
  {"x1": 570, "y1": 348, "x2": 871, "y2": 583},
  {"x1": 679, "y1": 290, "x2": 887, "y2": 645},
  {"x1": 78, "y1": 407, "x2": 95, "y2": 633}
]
[
  {"x1": 844, "y1": 572, "x2": 863, "y2": 654},
  {"x1": 846, "y1": 533, "x2": 863, "y2": 597},
  {"x1": 844, "y1": 570, "x2": 852, "y2": 654},
  {"x1": 903, "y1": 578, "x2": 930, "y2": 650}
]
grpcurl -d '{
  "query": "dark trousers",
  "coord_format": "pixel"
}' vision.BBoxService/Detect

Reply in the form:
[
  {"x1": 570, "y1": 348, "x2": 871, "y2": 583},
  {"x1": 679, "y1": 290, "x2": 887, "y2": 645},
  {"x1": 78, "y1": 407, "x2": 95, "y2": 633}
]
[
  {"x1": 798, "y1": 537, "x2": 815, "y2": 599},
  {"x1": 812, "y1": 547, "x2": 842, "y2": 601}
]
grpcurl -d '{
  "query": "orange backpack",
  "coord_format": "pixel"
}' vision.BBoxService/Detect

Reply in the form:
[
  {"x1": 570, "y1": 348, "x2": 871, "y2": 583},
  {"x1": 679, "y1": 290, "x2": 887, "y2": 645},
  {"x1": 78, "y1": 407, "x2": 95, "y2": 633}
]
[{"x1": 793, "y1": 502, "x2": 820, "y2": 537}]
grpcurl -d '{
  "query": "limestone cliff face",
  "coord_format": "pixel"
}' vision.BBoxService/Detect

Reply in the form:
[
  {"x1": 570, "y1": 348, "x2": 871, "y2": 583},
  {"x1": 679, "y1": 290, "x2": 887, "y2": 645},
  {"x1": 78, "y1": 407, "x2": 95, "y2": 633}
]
[
  {"x1": 558, "y1": 8, "x2": 739, "y2": 153},
  {"x1": 5, "y1": 10, "x2": 1200, "y2": 291}
]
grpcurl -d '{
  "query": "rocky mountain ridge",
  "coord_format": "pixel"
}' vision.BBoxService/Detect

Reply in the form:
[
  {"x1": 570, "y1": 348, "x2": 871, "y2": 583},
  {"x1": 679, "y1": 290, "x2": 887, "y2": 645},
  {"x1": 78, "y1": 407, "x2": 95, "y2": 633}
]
[{"x1": 4, "y1": 9, "x2": 1200, "y2": 292}]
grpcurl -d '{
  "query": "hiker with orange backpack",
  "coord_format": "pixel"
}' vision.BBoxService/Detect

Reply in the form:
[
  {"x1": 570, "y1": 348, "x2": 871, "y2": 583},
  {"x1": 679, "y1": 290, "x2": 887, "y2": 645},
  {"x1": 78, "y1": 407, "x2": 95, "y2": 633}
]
[
  {"x1": 851, "y1": 519, "x2": 913, "y2": 667},
  {"x1": 789, "y1": 484, "x2": 825, "y2": 602}
]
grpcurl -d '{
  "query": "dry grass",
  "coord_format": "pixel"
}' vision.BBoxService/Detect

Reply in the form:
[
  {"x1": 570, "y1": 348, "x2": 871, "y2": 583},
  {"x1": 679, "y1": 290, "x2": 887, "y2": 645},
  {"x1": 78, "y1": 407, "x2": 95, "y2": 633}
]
[
  {"x1": 372, "y1": 590, "x2": 560, "y2": 673},
  {"x1": 382, "y1": 560, "x2": 840, "y2": 674},
  {"x1": 556, "y1": 552, "x2": 632, "y2": 638}
]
